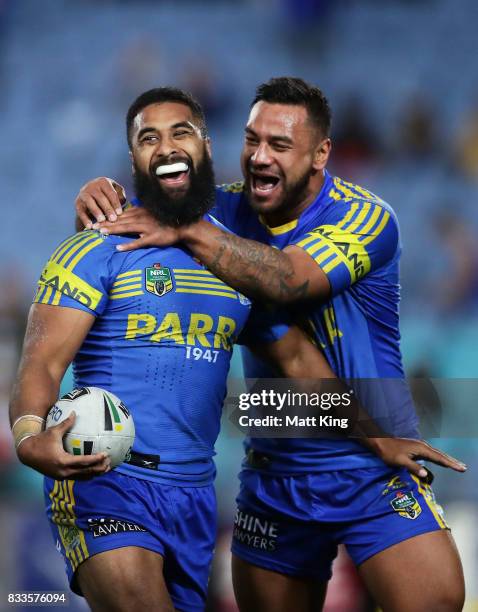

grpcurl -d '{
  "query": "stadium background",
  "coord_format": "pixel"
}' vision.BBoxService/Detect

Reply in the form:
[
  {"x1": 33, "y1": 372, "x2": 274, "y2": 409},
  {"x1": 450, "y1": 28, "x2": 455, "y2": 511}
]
[{"x1": 0, "y1": 0, "x2": 477, "y2": 609}]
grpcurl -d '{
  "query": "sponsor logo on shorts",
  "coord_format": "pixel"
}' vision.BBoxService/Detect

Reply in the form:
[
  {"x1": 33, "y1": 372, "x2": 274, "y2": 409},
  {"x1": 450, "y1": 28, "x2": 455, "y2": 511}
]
[
  {"x1": 87, "y1": 518, "x2": 147, "y2": 538},
  {"x1": 390, "y1": 492, "x2": 422, "y2": 520},
  {"x1": 233, "y1": 509, "x2": 279, "y2": 552}
]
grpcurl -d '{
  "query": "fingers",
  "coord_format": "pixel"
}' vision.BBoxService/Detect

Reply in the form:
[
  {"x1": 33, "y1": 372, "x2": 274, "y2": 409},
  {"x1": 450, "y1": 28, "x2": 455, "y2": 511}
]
[
  {"x1": 112, "y1": 181, "x2": 127, "y2": 210},
  {"x1": 116, "y1": 237, "x2": 150, "y2": 252},
  {"x1": 56, "y1": 450, "x2": 112, "y2": 479},
  {"x1": 98, "y1": 220, "x2": 138, "y2": 235},
  {"x1": 76, "y1": 178, "x2": 125, "y2": 227},
  {"x1": 76, "y1": 192, "x2": 107, "y2": 228},
  {"x1": 415, "y1": 444, "x2": 467, "y2": 472},
  {"x1": 400, "y1": 457, "x2": 429, "y2": 479}
]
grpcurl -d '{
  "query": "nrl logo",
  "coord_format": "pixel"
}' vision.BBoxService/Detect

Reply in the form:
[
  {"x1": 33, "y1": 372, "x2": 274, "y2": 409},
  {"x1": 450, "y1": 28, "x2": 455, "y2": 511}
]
[
  {"x1": 390, "y1": 491, "x2": 422, "y2": 520},
  {"x1": 145, "y1": 263, "x2": 173, "y2": 297}
]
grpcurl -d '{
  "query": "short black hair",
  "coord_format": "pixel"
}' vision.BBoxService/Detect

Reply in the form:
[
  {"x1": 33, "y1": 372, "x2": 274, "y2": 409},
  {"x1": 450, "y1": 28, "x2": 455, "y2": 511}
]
[
  {"x1": 126, "y1": 87, "x2": 207, "y2": 147},
  {"x1": 251, "y1": 77, "x2": 331, "y2": 137}
]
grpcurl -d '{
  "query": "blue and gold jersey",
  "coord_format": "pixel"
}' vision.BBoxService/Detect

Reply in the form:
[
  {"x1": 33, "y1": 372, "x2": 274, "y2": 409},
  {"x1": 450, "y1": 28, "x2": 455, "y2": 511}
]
[
  {"x1": 212, "y1": 172, "x2": 419, "y2": 472},
  {"x1": 34, "y1": 215, "x2": 278, "y2": 485}
]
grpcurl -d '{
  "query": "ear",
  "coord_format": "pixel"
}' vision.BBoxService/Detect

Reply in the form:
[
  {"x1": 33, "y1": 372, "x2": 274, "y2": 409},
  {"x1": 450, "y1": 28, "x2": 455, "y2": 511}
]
[
  {"x1": 313, "y1": 138, "x2": 331, "y2": 171},
  {"x1": 129, "y1": 150, "x2": 135, "y2": 175},
  {"x1": 205, "y1": 137, "x2": 212, "y2": 158}
]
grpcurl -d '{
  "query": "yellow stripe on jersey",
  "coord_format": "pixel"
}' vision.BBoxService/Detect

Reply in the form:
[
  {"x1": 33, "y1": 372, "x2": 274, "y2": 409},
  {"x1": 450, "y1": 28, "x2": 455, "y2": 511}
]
[
  {"x1": 67, "y1": 479, "x2": 89, "y2": 560},
  {"x1": 259, "y1": 216, "x2": 299, "y2": 235},
  {"x1": 335, "y1": 202, "x2": 360, "y2": 229},
  {"x1": 332, "y1": 178, "x2": 359, "y2": 200},
  {"x1": 336, "y1": 177, "x2": 383, "y2": 203},
  {"x1": 316, "y1": 249, "x2": 337, "y2": 267},
  {"x1": 66, "y1": 237, "x2": 103, "y2": 271},
  {"x1": 411, "y1": 475, "x2": 448, "y2": 529},
  {"x1": 116, "y1": 269, "x2": 142, "y2": 279},
  {"x1": 55, "y1": 233, "x2": 98, "y2": 267},
  {"x1": 349, "y1": 202, "x2": 372, "y2": 229},
  {"x1": 111, "y1": 276, "x2": 142, "y2": 288},
  {"x1": 110, "y1": 283, "x2": 142, "y2": 294},
  {"x1": 174, "y1": 268, "x2": 213, "y2": 275},
  {"x1": 305, "y1": 225, "x2": 371, "y2": 283},
  {"x1": 361, "y1": 209, "x2": 390, "y2": 245},
  {"x1": 51, "y1": 233, "x2": 89, "y2": 265},
  {"x1": 295, "y1": 202, "x2": 359, "y2": 256},
  {"x1": 176, "y1": 288, "x2": 238, "y2": 299},
  {"x1": 333, "y1": 177, "x2": 381, "y2": 203},
  {"x1": 357, "y1": 204, "x2": 382, "y2": 237},
  {"x1": 36, "y1": 260, "x2": 103, "y2": 310},
  {"x1": 174, "y1": 273, "x2": 229, "y2": 285},
  {"x1": 175, "y1": 281, "x2": 237, "y2": 293},
  {"x1": 303, "y1": 239, "x2": 328, "y2": 257}
]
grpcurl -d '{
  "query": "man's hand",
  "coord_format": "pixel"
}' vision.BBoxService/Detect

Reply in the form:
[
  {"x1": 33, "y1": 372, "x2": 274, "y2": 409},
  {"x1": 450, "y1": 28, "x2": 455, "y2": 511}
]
[
  {"x1": 98, "y1": 207, "x2": 183, "y2": 252},
  {"x1": 76, "y1": 177, "x2": 126, "y2": 229},
  {"x1": 17, "y1": 412, "x2": 111, "y2": 479},
  {"x1": 365, "y1": 437, "x2": 467, "y2": 479}
]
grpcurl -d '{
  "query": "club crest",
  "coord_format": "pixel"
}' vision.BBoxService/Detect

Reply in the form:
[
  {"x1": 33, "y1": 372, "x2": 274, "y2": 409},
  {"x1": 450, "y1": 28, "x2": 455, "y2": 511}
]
[
  {"x1": 390, "y1": 491, "x2": 422, "y2": 520},
  {"x1": 145, "y1": 264, "x2": 173, "y2": 297}
]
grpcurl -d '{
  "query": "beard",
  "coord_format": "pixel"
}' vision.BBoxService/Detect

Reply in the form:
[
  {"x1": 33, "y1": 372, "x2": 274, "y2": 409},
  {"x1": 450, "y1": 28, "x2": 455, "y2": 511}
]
[
  {"x1": 245, "y1": 166, "x2": 312, "y2": 214},
  {"x1": 133, "y1": 150, "x2": 216, "y2": 227}
]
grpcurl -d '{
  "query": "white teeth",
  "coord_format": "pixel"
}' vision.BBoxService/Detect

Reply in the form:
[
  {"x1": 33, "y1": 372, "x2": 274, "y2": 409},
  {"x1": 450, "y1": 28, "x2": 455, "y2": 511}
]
[
  {"x1": 155, "y1": 162, "x2": 188, "y2": 176},
  {"x1": 257, "y1": 184, "x2": 275, "y2": 192}
]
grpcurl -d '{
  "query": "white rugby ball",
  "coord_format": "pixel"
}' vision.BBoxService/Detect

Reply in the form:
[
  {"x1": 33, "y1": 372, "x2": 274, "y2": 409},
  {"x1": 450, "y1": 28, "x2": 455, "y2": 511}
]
[{"x1": 46, "y1": 387, "x2": 135, "y2": 468}]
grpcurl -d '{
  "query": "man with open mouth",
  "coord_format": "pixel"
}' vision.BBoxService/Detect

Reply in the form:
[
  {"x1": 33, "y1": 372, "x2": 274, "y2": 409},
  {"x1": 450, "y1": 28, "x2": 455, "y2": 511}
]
[{"x1": 75, "y1": 78, "x2": 465, "y2": 612}]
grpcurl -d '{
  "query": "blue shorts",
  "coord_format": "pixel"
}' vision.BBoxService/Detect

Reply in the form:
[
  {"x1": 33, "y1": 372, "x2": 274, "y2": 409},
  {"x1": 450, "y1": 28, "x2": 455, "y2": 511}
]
[
  {"x1": 232, "y1": 466, "x2": 448, "y2": 581},
  {"x1": 44, "y1": 471, "x2": 216, "y2": 612}
]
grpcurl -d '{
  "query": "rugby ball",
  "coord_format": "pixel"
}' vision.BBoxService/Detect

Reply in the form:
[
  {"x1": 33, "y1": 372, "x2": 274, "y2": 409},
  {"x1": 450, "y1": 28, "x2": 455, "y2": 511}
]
[{"x1": 46, "y1": 387, "x2": 135, "y2": 468}]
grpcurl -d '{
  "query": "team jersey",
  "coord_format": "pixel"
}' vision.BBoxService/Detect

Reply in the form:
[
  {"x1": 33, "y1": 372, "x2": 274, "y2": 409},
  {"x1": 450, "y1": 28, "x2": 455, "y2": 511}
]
[
  {"x1": 211, "y1": 171, "x2": 420, "y2": 473},
  {"x1": 33, "y1": 214, "x2": 283, "y2": 485}
]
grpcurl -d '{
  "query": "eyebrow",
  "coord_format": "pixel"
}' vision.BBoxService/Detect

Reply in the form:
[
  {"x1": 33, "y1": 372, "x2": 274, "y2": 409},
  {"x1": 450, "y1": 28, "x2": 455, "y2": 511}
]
[
  {"x1": 244, "y1": 127, "x2": 293, "y2": 145},
  {"x1": 137, "y1": 122, "x2": 196, "y2": 140}
]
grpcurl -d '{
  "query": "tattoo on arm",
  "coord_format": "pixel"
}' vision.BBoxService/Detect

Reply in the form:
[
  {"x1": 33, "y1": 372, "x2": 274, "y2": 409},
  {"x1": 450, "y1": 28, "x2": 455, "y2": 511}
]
[{"x1": 209, "y1": 233, "x2": 309, "y2": 303}]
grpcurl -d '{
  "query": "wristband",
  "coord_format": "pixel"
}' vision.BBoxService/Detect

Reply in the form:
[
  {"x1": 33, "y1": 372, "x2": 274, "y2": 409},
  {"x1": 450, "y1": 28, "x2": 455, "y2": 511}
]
[{"x1": 12, "y1": 415, "x2": 45, "y2": 450}]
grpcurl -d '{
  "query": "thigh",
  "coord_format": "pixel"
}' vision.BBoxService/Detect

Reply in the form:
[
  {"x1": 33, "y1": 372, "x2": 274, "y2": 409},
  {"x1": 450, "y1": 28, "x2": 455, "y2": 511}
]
[
  {"x1": 77, "y1": 546, "x2": 174, "y2": 612},
  {"x1": 232, "y1": 554, "x2": 327, "y2": 612},
  {"x1": 44, "y1": 473, "x2": 165, "y2": 595},
  {"x1": 358, "y1": 530, "x2": 464, "y2": 612}
]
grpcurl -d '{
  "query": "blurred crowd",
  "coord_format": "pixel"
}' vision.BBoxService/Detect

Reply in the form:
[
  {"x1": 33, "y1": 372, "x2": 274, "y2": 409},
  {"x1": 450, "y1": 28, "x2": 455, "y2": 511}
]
[{"x1": 0, "y1": 0, "x2": 477, "y2": 610}]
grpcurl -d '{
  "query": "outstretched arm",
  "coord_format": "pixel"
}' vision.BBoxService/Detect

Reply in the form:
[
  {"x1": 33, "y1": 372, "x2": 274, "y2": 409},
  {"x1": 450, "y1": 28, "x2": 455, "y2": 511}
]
[
  {"x1": 98, "y1": 209, "x2": 330, "y2": 304},
  {"x1": 252, "y1": 326, "x2": 467, "y2": 478},
  {"x1": 74, "y1": 178, "x2": 330, "y2": 304}
]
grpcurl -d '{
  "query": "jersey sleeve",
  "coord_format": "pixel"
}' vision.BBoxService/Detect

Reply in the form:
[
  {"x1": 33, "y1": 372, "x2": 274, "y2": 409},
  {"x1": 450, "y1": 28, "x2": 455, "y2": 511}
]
[
  {"x1": 293, "y1": 201, "x2": 399, "y2": 296},
  {"x1": 33, "y1": 231, "x2": 115, "y2": 316},
  {"x1": 237, "y1": 304, "x2": 291, "y2": 346}
]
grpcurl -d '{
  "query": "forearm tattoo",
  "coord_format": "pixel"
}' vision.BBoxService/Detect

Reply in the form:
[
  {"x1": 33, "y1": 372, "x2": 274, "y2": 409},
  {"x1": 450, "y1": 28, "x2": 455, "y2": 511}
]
[{"x1": 208, "y1": 232, "x2": 309, "y2": 303}]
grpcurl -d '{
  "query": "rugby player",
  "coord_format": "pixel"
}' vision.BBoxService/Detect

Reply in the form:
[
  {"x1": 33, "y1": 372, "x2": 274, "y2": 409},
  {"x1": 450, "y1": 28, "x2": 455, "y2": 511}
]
[
  {"x1": 75, "y1": 79, "x2": 466, "y2": 612},
  {"x1": 11, "y1": 87, "x2": 364, "y2": 612}
]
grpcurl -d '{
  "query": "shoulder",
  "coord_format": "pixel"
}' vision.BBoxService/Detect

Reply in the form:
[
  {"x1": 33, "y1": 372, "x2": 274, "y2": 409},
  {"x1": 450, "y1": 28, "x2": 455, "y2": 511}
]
[
  {"x1": 322, "y1": 176, "x2": 398, "y2": 232},
  {"x1": 43, "y1": 230, "x2": 131, "y2": 281}
]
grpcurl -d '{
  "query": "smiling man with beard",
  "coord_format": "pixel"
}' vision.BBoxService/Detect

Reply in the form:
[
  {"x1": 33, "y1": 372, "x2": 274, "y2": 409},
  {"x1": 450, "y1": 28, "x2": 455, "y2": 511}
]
[
  {"x1": 129, "y1": 92, "x2": 216, "y2": 228},
  {"x1": 12, "y1": 87, "x2": 350, "y2": 612}
]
